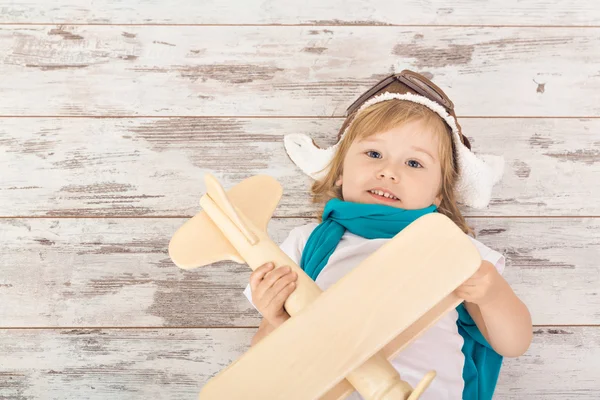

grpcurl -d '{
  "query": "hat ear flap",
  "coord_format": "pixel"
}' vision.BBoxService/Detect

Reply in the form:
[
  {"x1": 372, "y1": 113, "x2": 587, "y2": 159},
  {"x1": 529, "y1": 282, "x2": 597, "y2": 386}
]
[
  {"x1": 283, "y1": 134, "x2": 338, "y2": 180},
  {"x1": 479, "y1": 154, "x2": 505, "y2": 186},
  {"x1": 454, "y1": 142, "x2": 505, "y2": 209}
]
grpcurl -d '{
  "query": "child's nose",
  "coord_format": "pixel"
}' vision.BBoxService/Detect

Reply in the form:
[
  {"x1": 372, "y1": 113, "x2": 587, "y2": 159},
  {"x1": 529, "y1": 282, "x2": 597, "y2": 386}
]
[
  {"x1": 377, "y1": 167, "x2": 398, "y2": 181},
  {"x1": 378, "y1": 173, "x2": 397, "y2": 181}
]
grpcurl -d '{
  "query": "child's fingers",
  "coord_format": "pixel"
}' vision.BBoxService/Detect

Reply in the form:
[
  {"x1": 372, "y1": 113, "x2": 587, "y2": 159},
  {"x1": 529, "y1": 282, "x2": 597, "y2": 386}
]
[
  {"x1": 262, "y1": 270, "x2": 297, "y2": 304},
  {"x1": 260, "y1": 266, "x2": 293, "y2": 291},
  {"x1": 249, "y1": 262, "x2": 275, "y2": 290},
  {"x1": 455, "y1": 287, "x2": 474, "y2": 299},
  {"x1": 251, "y1": 263, "x2": 289, "y2": 295},
  {"x1": 456, "y1": 286, "x2": 487, "y2": 303},
  {"x1": 460, "y1": 275, "x2": 484, "y2": 287},
  {"x1": 263, "y1": 279, "x2": 297, "y2": 317},
  {"x1": 459, "y1": 281, "x2": 478, "y2": 289},
  {"x1": 463, "y1": 271, "x2": 484, "y2": 285},
  {"x1": 250, "y1": 264, "x2": 295, "y2": 310}
]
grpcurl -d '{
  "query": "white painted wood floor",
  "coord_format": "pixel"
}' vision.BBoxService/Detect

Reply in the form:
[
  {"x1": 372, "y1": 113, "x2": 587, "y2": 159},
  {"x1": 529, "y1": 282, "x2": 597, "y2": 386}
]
[{"x1": 1, "y1": 1, "x2": 599, "y2": 399}]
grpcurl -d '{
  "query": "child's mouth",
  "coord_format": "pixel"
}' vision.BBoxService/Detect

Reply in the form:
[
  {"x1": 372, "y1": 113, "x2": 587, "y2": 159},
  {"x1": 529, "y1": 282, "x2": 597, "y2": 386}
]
[{"x1": 367, "y1": 190, "x2": 400, "y2": 203}]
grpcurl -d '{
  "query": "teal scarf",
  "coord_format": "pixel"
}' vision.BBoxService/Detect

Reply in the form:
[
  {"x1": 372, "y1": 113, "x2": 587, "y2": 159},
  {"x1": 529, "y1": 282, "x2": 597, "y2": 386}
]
[{"x1": 299, "y1": 198, "x2": 502, "y2": 400}]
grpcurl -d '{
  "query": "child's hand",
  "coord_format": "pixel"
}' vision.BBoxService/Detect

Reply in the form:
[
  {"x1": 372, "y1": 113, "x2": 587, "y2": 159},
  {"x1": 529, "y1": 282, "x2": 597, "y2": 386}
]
[
  {"x1": 249, "y1": 262, "x2": 298, "y2": 327},
  {"x1": 454, "y1": 261, "x2": 503, "y2": 306}
]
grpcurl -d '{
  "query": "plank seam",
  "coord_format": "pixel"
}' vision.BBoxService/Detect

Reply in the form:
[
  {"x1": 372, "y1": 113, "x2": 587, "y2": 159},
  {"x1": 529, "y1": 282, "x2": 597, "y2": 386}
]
[
  {"x1": 0, "y1": 325, "x2": 598, "y2": 330},
  {"x1": 0, "y1": 116, "x2": 598, "y2": 119},
  {"x1": 1, "y1": 23, "x2": 600, "y2": 28},
  {"x1": 1, "y1": 216, "x2": 600, "y2": 219}
]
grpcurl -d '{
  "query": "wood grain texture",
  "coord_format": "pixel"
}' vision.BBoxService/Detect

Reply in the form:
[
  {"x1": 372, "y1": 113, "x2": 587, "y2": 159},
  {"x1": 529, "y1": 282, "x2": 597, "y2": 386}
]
[
  {"x1": 0, "y1": 1, "x2": 598, "y2": 26},
  {"x1": 1, "y1": 117, "x2": 598, "y2": 217},
  {"x1": 0, "y1": 327, "x2": 598, "y2": 399},
  {"x1": 1, "y1": 3, "x2": 597, "y2": 398},
  {"x1": 0, "y1": 217, "x2": 597, "y2": 327},
  {"x1": 2, "y1": 26, "x2": 600, "y2": 116}
]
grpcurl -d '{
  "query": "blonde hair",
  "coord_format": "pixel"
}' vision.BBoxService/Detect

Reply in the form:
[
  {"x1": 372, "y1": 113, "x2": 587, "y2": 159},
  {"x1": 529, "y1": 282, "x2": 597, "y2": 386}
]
[{"x1": 310, "y1": 99, "x2": 475, "y2": 237}]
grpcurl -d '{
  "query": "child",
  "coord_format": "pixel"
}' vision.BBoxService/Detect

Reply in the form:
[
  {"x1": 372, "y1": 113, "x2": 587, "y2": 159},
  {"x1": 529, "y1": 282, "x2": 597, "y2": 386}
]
[{"x1": 243, "y1": 71, "x2": 532, "y2": 400}]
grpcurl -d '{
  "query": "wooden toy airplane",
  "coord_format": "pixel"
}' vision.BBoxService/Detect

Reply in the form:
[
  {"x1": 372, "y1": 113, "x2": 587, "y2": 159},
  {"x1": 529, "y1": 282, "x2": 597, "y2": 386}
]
[{"x1": 168, "y1": 173, "x2": 481, "y2": 400}]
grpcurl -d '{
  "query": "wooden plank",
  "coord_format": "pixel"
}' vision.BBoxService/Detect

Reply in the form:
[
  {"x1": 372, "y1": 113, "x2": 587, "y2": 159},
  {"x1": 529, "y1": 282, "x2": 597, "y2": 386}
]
[
  {"x1": 1, "y1": 117, "x2": 598, "y2": 217},
  {"x1": 1, "y1": 26, "x2": 600, "y2": 116},
  {"x1": 496, "y1": 327, "x2": 600, "y2": 398},
  {"x1": 1, "y1": 1, "x2": 598, "y2": 26},
  {"x1": 0, "y1": 217, "x2": 597, "y2": 327},
  {"x1": 0, "y1": 327, "x2": 598, "y2": 399}
]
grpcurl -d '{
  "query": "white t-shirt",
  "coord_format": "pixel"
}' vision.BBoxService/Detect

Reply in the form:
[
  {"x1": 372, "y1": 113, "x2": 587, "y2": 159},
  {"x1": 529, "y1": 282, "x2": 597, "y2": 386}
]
[{"x1": 243, "y1": 222, "x2": 505, "y2": 400}]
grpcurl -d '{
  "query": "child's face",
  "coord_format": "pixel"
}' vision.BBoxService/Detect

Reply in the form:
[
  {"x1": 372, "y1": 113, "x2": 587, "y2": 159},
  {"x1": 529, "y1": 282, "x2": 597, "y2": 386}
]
[{"x1": 335, "y1": 119, "x2": 443, "y2": 210}]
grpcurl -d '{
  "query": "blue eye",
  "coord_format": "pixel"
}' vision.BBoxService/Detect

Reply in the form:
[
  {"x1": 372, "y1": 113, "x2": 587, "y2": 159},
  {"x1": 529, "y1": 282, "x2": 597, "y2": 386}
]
[
  {"x1": 407, "y1": 160, "x2": 423, "y2": 168},
  {"x1": 366, "y1": 151, "x2": 382, "y2": 159}
]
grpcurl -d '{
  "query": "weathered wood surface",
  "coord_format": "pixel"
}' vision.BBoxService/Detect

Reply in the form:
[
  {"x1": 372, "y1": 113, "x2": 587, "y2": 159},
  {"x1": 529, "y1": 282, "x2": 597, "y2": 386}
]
[
  {"x1": 1, "y1": 1, "x2": 598, "y2": 26},
  {"x1": 0, "y1": 327, "x2": 598, "y2": 399},
  {"x1": 1, "y1": 217, "x2": 597, "y2": 327},
  {"x1": 1, "y1": 117, "x2": 598, "y2": 217},
  {"x1": 1, "y1": 4, "x2": 598, "y2": 398},
  {"x1": 1, "y1": 26, "x2": 600, "y2": 117}
]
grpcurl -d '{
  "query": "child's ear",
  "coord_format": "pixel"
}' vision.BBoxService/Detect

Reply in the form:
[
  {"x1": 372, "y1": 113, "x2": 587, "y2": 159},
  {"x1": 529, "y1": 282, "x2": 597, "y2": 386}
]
[{"x1": 335, "y1": 175, "x2": 343, "y2": 186}]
